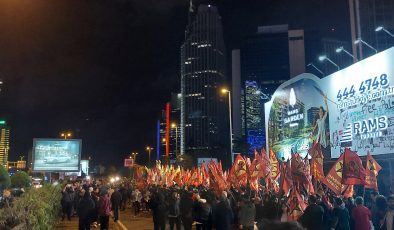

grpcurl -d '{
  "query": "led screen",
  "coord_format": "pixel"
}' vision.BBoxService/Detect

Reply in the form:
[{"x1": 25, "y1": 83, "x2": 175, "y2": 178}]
[{"x1": 32, "y1": 139, "x2": 81, "y2": 172}]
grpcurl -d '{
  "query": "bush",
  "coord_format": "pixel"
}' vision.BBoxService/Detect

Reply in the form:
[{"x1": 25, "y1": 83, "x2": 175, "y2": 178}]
[
  {"x1": 0, "y1": 165, "x2": 11, "y2": 192},
  {"x1": 11, "y1": 171, "x2": 31, "y2": 188},
  {"x1": 0, "y1": 184, "x2": 62, "y2": 230}
]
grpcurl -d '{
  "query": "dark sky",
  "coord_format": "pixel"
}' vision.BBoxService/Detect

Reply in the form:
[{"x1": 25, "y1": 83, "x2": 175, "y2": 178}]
[{"x1": 0, "y1": 0, "x2": 349, "y2": 166}]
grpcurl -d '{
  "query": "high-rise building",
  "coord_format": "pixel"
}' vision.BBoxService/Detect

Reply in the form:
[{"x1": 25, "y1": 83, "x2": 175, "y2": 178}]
[
  {"x1": 180, "y1": 3, "x2": 227, "y2": 163},
  {"x1": 232, "y1": 25, "x2": 305, "y2": 154},
  {"x1": 0, "y1": 121, "x2": 10, "y2": 168},
  {"x1": 349, "y1": 0, "x2": 394, "y2": 60}
]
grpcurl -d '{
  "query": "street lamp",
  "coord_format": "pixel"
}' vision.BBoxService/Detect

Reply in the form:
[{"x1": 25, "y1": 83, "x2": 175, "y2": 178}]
[
  {"x1": 306, "y1": 62, "x2": 324, "y2": 76},
  {"x1": 146, "y1": 146, "x2": 154, "y2": 167},
  {"x1": 221, "y1": 88, "x2": 234, "y2": 164},
  {"x1": 375, "y1": 26, "x2": 394, "y2": 38},
  {"x1": 171, "y1": 123, "x2": 178, "y2": 158},
  {"x1": 60, "y1": 132, "x2": 72, "y2": 139},
  {"x1": 335, "y1": 46, "x2": 357, "y2": 61},
  {"x1": 354, "y1": 38, "x2": 377, "y2": 54},
  {"x1": 318, "y1": 55, "x2": 340, "y2": 71}
]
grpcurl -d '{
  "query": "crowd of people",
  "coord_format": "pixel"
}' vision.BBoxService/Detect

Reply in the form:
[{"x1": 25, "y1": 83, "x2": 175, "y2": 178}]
[{"x1": 60, "y1": 178, "x2": 394, "y2": 230}]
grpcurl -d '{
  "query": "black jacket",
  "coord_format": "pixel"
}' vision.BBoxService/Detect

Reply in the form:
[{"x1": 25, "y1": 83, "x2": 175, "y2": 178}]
[
  {"x1": 300, "y1": 203, "x2": 324, "y2": 230},
  {"x1": 111, "y1": 190, "x2": 122, "y2": 206},
  {"x1": 78, "y1": 194, "x2": 95, "y2": 219}
]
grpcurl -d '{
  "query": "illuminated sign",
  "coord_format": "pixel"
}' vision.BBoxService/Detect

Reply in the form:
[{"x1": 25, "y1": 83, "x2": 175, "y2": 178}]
[
  {"x1": 32, "y1": 139, "x2": 81, "y2": 172},
  {"x1": 266, "y1": 47, "x2": 394, "y2": 159}
]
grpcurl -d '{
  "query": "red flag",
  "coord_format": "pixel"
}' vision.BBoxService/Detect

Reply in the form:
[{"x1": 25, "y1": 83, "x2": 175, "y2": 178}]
[
  {"x1": 228, "y1": 154, "x2": 248, "y2": 188},
  {"x1": 309, "y1": 141, "x2": 325, "y2": 181},
  {"x1": 269, "y1": 149, "x2": 280, "y2": 180},
  {"x1": 342, "y1": 185, "x2": 354, "y2": 198},
  {"x1": 324, "y1": 154, "x2": 343, "y2": 195},
  {"x1": 288, "y1": 189, "x2": 307, "y2": 221},
  {"x1": 208, "y1": 160, "x2": 228, "y2": 194},
  {"x1": 280, "y1": 161, "x2": 293, "y2": 196},
  {"x1": 291, "y1": 153, "x2": 308, "y2": 184},
  {"x1": 342, "y1": 148, "x2": 366, "y2": 185},
  {"x1": 365, "y1": 152, "x2": 382, "y2": 190},
  {"x1": 260, "y1": 149, "x2": 271, "y2": 178},
  {"x1": 201, "y1": 161, "x2": 210, "y2": 187}
]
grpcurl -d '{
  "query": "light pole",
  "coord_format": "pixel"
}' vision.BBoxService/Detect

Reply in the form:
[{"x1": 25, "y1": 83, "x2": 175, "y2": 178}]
[
  {"x1": 375, "y1": 26, "x2": 394, "y2": 38},
  {"x1": 221, "y1": 88, "x2": 233, "y2": 164},
  {"x1": 354, "y1": 38, "x2": 377, "y2": 54},
  {"x1": 318, "y1": 55, "x2": 340, "y2": 71},
  {"x1": 306, "y1": 63, "x2": 324, "y2": 76},
  {"x1": 130, "y1": 152, "x2": 138, "y2": 179},
  {"x1": 335, "y1": 46, "x2": 357, "y2": 62},
  {"x1": 60, "y1": 132, "x2": 72, "y2": 139},
  {"x1": 171, "y1": 123, "x2": 178, "y2": 158},
  {"x1": 146, "y1": 146, "x2": 153, "y2": 167}
]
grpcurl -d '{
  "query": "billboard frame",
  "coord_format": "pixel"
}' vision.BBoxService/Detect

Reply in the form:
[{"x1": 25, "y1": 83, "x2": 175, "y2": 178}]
[{"x1": 32, "y1": 138, "x2": 82, "y2": 172}]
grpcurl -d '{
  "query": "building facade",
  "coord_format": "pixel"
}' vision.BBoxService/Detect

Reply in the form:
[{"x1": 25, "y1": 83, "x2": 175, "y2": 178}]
[
  {"x1": 0, "y1": 121, "x2": 10, "y2": 168},
  {"x1": 180, "y1": 4, "x2": 227, "y2": 163},
  {"x1": 232, "y1": 25, "x2": 305, "y2": 154}
]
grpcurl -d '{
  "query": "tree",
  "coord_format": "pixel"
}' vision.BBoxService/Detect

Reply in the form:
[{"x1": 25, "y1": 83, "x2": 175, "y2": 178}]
[
  {"x1": 11, "y1": 171, "x2": 31, "y2": 188},
  {"x1": 0, "y1": 165, "x2": 11, "y2": 192}
]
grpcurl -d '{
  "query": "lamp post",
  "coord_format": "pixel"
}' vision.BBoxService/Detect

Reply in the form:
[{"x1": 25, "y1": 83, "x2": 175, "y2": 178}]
[
  {"x1": 306, "y1": 62, "x2": 324, "y2": 76},
  {"x1": 375, "y1": 26, "x2": 394, "y2": 38},
  {"x1": 354, "y1": 38, "x2": 377, "y2": 54},
  {"x1": 335, "y1": 46, "x2": 357, "y2": 62},
  {"x1": 146, "y1": 146, "x2": 153, "y2": 167},
  {"x1": 221, "y1": 88, "x2": 233, "y2": 164},
  {"x1": 130, "y1": 152, "x2": 138, "y2": 179},
  {"x1": 60, "y1": 132, "x2": 72, "y2": 139},
  {"x1": 318, "y1": 55, "x2": 340, "y2": 71},
  {"x1": 171, "y1": 123, "x2": 178, "y2": 158}
]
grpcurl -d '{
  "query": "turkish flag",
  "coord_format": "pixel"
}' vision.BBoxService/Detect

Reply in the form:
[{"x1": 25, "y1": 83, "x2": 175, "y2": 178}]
[
  {"x1": 342, "y1": 148, "x2": 366, "y2": 185},
  {"x1": 365, "y1": 152, "x2": 382, "y2": 190}
]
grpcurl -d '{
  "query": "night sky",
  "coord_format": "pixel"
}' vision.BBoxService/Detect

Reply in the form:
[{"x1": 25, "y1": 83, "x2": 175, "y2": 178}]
[{"x1": 0, "y1": 0, "x2": 348, "y2": 167}]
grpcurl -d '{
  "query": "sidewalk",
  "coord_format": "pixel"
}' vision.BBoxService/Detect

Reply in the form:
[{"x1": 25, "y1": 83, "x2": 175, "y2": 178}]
[{"x1": 56, "y1": 216, "x2": 121, "y2": 230}]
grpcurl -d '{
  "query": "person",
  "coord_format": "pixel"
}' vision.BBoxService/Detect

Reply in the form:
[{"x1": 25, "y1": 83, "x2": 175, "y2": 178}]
[
  {"x1": 213, "y1": 191, "x2": 233, "y2": 230},
  {"x1": 62, "y1": 184, "x2": 75, "y2": 221},
  {"x1": 312, "y1": 95, "x2": 329, "y2": 148},
  {"x1": 120, "y1": 185, "x2": 129, "y2": 211},
  {"x1": 375, "y1": 195, "x2": 388, "y2": 230},
  {"x1": 194, "y1": 195, "x2": 212, "y2": 230},
  {"x1": 149, "y1": 191, "x2": 167, "y2": 230},
  {"x1": 299, "y1": 195, "x2": 324, "y2": 230},
  {"x1": 254, "y1": 197, "x2": 264, "y2": 224},
  {"x1": 98, "y1": 191, "x2": 111, "y2": 230},
  {"x1": 110, "y1": 187, "x2": 122, "y2": 222},
  {"x1": 345, "y1": 197, "x2": 355, "y2": 230},
  {"x1": 168, "y1": 191, "x2": 181, "y2": 230},
  {"x1": 180, "y1": 190, "x2": 194, "y2": 230},
  {"x1": 379, "y1": 195, "x2": 394, "y2": 230},
  {"x1": 132, "y1": 188, "x2": 143, "y2": 216},
  {"x1": 77, "y1": 189, "x2": 96, "y2": 230},
  {"x1": 351, "y1": 196, "x2": 371, "y2": 230},
  {"x1": 238, "y1": 197, "x2": 255, "y2": 230},
  {"x1": 330, "y1": 197, "x2": 350, "y2": 230}
]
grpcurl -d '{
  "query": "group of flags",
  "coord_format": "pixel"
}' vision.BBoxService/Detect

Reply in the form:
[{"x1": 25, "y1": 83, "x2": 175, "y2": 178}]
[{"x1": 135, "y1": 144, "x2": 382, "y2": 220}]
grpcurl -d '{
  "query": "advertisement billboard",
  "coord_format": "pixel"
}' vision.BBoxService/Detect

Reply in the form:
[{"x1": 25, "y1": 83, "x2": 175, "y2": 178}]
[
  {"x1": 124, "y1": 158, "x2": 134, "y2": 167},
  {"x1": 265, "y1": 47, "x2": 394, "y2": 159},
  {"x1": 32, "y1": 139, "x2": 81, "y2": 172},
  {"x1": 65, "y1": 160, "x2": 89, "y2": 176}
]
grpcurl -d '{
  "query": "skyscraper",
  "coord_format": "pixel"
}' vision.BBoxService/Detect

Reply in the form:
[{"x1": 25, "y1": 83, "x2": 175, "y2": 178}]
[
  {"x1": 0, "y1": 121, "x2": 10, "y2": 168},
  {"x1": 232, "y1": 25, "x2": 305, "y2": 154},
  {"x1": 349, "y1": 0, "x2": 394, "y2": 59},
  {"x1": 180, "y1": 3, "x2": 227, "y2": 163}
]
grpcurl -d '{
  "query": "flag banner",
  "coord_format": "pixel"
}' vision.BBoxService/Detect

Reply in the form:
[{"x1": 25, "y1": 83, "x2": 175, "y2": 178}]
[
  {"x1": 342, "y1": 148, "x2": 366, "y2": 185},
  {"x1": 280, "y1": 161, "x2": 293, "y2": 197},
  {"x1": 288, "y1": 189, "x2": 306, "y2": 221},
  {"x1": 309, "y1": 142, "x2": 325, "y2": 181},
  {"x1": 365, "y1": 152, "x2": 382, "y2": 190},
  {"x1": 269, "y1": 149, "x2": 280, "y2": 180},
  {"x1": 260, "y1": 149, "x2": 271, "y2": 178},
  {"x1": 291, "y1": 153, "x2": 308, "y2": 184},
  {"x1": 341, "y1": 185, "x2": 354, "y2": 198},
  {"x1": 324, "y1": 154, "x2": 343, "y2": 195},
  {"x1": 228, "y1": 154, "x2": 247, "y2": 188}
]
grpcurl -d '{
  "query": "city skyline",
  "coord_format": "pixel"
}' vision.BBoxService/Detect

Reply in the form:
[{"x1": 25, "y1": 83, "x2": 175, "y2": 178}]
[{"x1": 0, "y1": 0, "x2": 391, "y2": 167}]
